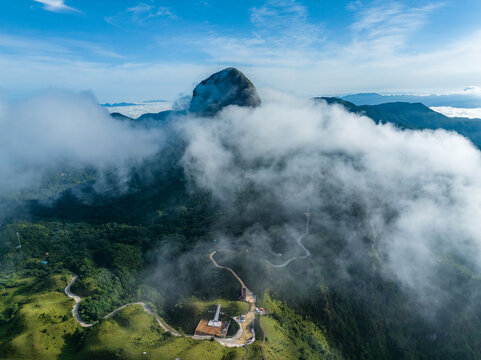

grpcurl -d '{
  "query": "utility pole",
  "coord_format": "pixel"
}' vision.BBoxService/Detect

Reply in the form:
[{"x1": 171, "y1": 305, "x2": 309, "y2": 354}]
[
  {"x1": 16, "y1": 232, "x2": 24, "y2": 260},
  {"x1": 16, "y1": 232, "x2": 21, "y2": 249}
]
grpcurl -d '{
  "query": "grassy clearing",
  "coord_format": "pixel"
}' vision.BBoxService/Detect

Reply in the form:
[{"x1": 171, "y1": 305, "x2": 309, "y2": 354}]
[
  {"x1": 0, "y1": 274, "x2": 254, "y2": 360},
  {"x1": 0, "y1": 273, "x2": 78, "y2": 360},
  {"x1": 77, "y1": 305, "x2": 247, "y2": 360},
  {"x1": 165, "y1": 297, "x2": 249, "y2": 335},
  {"x1": 260, "y1": 292, "x2": 343, "y2": 360}
]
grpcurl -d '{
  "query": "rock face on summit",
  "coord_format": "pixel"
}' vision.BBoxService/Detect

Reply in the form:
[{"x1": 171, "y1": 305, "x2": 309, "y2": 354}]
[{"x1": 189, "y1": 67, "x2": 261, "y2": 116}]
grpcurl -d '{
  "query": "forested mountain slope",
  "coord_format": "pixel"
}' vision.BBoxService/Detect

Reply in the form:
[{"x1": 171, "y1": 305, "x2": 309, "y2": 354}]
[{"x1": 2, "y1": 69, "x2": 481, "y2": 360}]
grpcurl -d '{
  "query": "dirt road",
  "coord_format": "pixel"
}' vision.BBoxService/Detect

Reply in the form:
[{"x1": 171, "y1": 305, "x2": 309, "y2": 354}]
[
  {"x1": 209, "y1": 251, "x2": 256, "y2": 346},
  {"x1": 210, "y1": 251, "x2": 249, "y2": 289},
  {"x1": 66, "y1": 250, "x2": 261, "y2": 349}
]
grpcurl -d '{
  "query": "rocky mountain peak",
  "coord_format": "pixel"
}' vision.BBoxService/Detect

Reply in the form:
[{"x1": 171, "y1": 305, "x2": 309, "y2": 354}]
[{"x1": 189, "y1": 67, "x2": 261, "y2": 116}]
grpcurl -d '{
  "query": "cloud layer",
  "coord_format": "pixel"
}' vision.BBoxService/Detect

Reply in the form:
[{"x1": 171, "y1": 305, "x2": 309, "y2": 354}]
[
  {"x1": 177, "y1": 91, "x2": 481, "y2": 305},
  {"x1": 0, "y1": 91, "x2": 163, "y2": 196},
  {"x1": 2, "y1": 84, "x2": 481, "y2": 313}
]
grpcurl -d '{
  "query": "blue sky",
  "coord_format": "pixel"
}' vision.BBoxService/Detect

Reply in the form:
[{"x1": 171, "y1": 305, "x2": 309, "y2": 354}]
[{"x1": 1, "y1": 0, "x2": 481, "y2": 102}]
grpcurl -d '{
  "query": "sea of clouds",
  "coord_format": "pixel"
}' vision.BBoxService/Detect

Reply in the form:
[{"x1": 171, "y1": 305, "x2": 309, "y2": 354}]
[
  {"x1": 2, "y1": 88, "x2": 481, "y2": 308},
  {"x1": 103, "y1": 101, "x2": 172, "y2": 119},
  {"x1": 431, "y1": 106, "x2": 481, "y2": 119},
  {"x1": 177, "y1": 89, "x2": 481, "y2": 306},
  {"x1": 0, "y1": 90, "x2": 164, "y2": 196}
]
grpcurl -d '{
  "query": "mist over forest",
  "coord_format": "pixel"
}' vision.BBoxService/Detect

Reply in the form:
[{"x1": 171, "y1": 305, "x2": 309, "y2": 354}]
[
  {"x1": 1, "y1": 68, "x2": 481, "y2": 359},
  {"x1": 3, "y1": 1, "x2": 481, "y2": 359}
]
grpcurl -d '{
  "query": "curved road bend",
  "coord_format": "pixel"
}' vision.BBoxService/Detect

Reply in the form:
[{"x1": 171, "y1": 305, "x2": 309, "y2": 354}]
[
  {"x1": 64, "y1": 275, "x2": 94, "y2": 328},
  {"x1": 210, "y1": 251, "x2": 248, "y2": 289},
  {"x1": 65, "y1": 275, "x2": 181, "y2": 336},
  {"x1": 265, "y1": 212, "x2": 311, "y2": 268},
  {"x1": 104, "y1": 301, "x2": 181, "y2": 336},
  {"x1": 65, "y1": 274, "x2": 247, "y2": 346}
]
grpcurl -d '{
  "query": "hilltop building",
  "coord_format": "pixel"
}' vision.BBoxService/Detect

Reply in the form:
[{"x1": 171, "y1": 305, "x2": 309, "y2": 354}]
[
  {"x1": 239, "y1": 287, "x2": 256, "y2": 303},
  {"x1": 194, "y1": 304, "x2": 230, "y2": 337}
]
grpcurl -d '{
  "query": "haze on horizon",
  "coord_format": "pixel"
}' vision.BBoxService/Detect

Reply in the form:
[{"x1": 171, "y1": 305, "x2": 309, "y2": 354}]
[{"x1": 1, "y1": 0, "x2": 481, "y2": 102}]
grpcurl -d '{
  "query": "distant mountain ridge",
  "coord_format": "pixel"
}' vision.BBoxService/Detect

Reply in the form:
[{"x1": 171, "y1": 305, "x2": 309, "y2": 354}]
[
  {"x1": 102, "y1": 102, "x2": 138, "y2": 107},
  {"x1": 109, "y1": 70, "x2": 481, "y2": 149},
  {"x1": 316, "y1": 97, "x2": 481, "y2": 147},
  {"x1": 103, "y1": 100, "x2": 169, "y2": 107},
  {"x1": 342, "y1": 92, "x2": 481, "y2": 108}
]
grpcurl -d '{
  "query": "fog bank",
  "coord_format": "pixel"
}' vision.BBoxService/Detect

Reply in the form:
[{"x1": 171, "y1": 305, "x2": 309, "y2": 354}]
[
  {"x1": 0, "y1": 91, "x2": 164, "y2": 197},
  {"x1": 177, "y1": 90, "x2": 481, "y2": 305}
]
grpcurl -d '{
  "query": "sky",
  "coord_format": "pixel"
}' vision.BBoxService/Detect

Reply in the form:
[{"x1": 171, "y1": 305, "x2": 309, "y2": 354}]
[{"x1": 1, "y1": 0, "x2": 481, "y2": 102}]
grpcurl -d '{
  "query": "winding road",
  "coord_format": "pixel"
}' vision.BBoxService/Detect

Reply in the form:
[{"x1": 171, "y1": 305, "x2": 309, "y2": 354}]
[
  {"x1": 209, "y1": 251, "x2": 257, "y2": 346},
  {"x1": 210, "y1": 251, "x2": 249, "y2": 289},
  {"x1": 63, "y1": 212, "x2": 314, "y2": 358},
  {"x1": 64, "y1": 275, "x2": 93, "y2": 328},
  {"x1": 64, "y1": 275, "x2": 181, "y2": 336},
  {"x1": 65, "y1": 253, "x2": 255, "y2": 348},
  {"x1": 265, "y1": 212, "x2": 311, "y2": 268}
]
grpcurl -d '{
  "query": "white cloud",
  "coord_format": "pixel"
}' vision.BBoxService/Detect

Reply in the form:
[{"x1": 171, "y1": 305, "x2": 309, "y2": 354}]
[
  {"x1": 106, "y1": 2, "x2": 176, "y2": 26},
  {"x1": 178, "y1": 93, "x2": 481, "y2": 306},
  {"x1": 3, "y1": 0, "x2": 481, "y2": 100},
  {"x1": 168, "y1": 0, "x2": 324, "y2": 69},
  {"x1": 350, "y1": 1, "x2": 442, "y2": 40},
  {"x1": 463, "y1": 86, "x2": 481, "y2": 96},
  {"x1": 195, "y1": 1, "x2": 441, "y2": 67},
  {"x1": 346, "y1": 0, "x2": 363, "y2": 12},
  {"x1": 250, "y1": 0, "x2": 323, "y2": 45},
  {"x1": 0, "y1": 33, "x2": 71, "y2": 56},
  {"x1": 0, "y1": 53, "x2": 209, "y2": 102},
  {"x1": 104, "y1": 101, "x2": 173, "y2": 118},
  {"x1": 431, "y1": 106, "x2": 481, "y2": 119},
  {"x1": 162, "y1": 1, "x2": 464, "y2": 96},
  {"x1": 0, "y1": 90, "x2": 164, "y2": 195},
  {"x1": 33, "y1": 0, "x2": 79, "y2": 13},
  {"x1": 342, "y1": 1, "x2": 446, "y2": 63},
  {"x1": 0, "y1": 33, "x2": 123, "y2": 62},
  {"x1": 128, "y1": 3, "x2": 176, "y2": 21}
]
